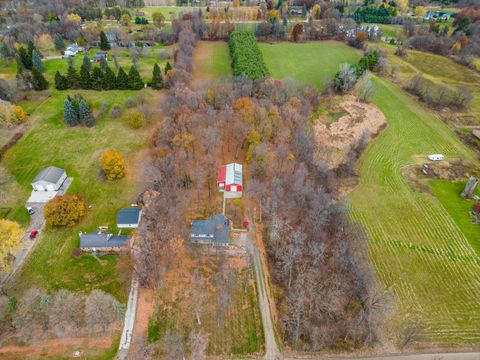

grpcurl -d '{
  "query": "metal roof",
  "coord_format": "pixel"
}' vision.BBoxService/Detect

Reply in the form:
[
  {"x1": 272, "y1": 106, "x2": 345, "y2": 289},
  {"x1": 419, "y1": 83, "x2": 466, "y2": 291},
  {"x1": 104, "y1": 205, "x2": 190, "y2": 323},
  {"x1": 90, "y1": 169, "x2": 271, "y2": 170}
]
[
  {"x1": 80, "y1": 233, "x2": 129, "y2": 248},
  {"x1": 116, "y1": 208, "x2": 141, "y2": 225},
  {"x1": 32, "y1": 166, "x2": 66, "y2": 184}
]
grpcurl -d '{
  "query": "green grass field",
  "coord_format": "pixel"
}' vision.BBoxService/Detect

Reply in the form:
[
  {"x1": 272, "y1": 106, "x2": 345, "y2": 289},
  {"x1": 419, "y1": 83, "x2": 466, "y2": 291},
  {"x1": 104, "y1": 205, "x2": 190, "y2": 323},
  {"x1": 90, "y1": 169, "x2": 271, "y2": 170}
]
[
  {"x1": 259, "y1": 42, "x2": 361, "y2": 89},
  {"x1": 2, "y1": 89, "x2": 157, "y2": 301},
  {"x1": 193, "y1": 41, "x2": 230, "y2": 82},
  {"x1": 349, "y1": 77, "x2": 480, "y2": 345}
]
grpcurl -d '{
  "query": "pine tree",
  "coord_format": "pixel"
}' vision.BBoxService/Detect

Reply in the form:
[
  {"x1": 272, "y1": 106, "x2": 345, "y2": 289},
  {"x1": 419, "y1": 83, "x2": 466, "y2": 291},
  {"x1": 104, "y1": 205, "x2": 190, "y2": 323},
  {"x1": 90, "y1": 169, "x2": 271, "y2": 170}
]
[
  {"x1": 102, "y1": 66, "x2": 116, "y2": 90},
  {"x1": 91, "y1": 67, "x2": 104, "y2": 90},
  {"x1": 66, "y1": 64, "x2": 80, "y2": 89},
  {"x1": 79, "y1": 63, "x2": 91, "y2": 89},
  {"x1": 54, "y1": 71, "x2": 68, "y2": 90},
  {"x1": 32, "y1": 67, "x2": 49, "y2": 90},
  {"x1": 63, "y1": 98, "x2": 79, "y2": 126},
  {"x1": 99, "y1": 31, "x2": 111, "y2": 51},
  {"x1": 151, "y1": 63, "x2": 163, "y2": 89},
  {"x1": 17, "y1": 46, "x2": 32, "y2": 70},
  {"x1": 27, "y1": 41, "x2": 38, "y2": 58},
  {"x1": 79, "y1": 99, "x2": 95, "y2": 127},
  {"x1": 164, "y1": 61, "x2": 172, "y2": 75},
  {"x1": 54, "y1": 33, "x2": 65, "y2": 51},
  {"x1": 116, "y1": 67, "x2": 129, "y2": 90},
  {"x1": 82, "y1": 54, "x2": 92, "y2": 72},
  {"x1": 128, "y1": 66, "x2": 143, "y2": 90},
  {"x1": 31, "y1": 50, "x2": 44, "y2": 73}
]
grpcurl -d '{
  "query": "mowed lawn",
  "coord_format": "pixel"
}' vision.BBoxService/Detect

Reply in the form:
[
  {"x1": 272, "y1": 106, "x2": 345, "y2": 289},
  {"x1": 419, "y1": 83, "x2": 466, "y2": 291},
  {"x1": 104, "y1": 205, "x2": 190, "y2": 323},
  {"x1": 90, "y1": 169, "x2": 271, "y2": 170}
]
[
  {"x1": 2, "y1": 89, "x2": 157, "y2": 301},
  {"x1": 349, "y1": 77, "x2": 480, "y2": 345},
  {"x1": 258, "y1": 41, "x2": 361, "y2": 89},
  {"x1": 192, "y1": 41, "x2": 230, "y2": 83}
]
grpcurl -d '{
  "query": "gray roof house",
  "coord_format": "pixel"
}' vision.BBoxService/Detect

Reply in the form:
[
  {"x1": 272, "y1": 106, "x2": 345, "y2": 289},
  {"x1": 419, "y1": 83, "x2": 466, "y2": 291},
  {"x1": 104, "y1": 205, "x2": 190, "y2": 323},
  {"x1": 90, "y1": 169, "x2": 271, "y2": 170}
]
[
  {"x1": 31, "y1": 166, "x2": 67, "y2": 192},
  {"x1": 117, "y1": 208, "x2": 142, "y2": 228},
  {"x1": 80, "y1": 232, "x2": 130, "y2": 251},
  {"x1": 190, "y1": 214, "x2": 230, "y2": 245}
]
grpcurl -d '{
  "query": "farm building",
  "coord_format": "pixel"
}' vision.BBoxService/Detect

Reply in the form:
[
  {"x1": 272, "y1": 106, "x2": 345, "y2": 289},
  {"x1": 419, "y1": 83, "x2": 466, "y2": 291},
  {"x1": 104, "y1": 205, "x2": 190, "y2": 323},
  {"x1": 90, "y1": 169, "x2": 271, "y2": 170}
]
[
  {"x1": 31, "y1": 166, "x2": 67, "y2": 192},
  {"x1": 92, "y1": 51, "x2": 108, "y2": 62},
  {"x1": 80, "y1": 232, "x2": 130, "y2": 251},
  {"x1": 217, "y1": 163, "x2": 243, "y2": 193},
  {"x1": 190, "y1": 214, "x2": 231, "y2": 245},
  {"x1": 116, "y1": 208, "x2": 142, "y2": 229}
]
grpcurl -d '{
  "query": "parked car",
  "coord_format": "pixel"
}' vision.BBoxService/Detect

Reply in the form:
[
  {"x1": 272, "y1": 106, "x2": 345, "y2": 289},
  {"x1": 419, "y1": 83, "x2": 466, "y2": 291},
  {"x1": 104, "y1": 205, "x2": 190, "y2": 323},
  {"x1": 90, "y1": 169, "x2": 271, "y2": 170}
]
[
  {"x1": 29, "y1": 229, "x2": 39, "y2": 239},
  {"x1": 428, "y1": 154, "x2": 445, "y2": 161},
  {"x1": 26, "y1": 206, "x2": 34, "y2": 215}
]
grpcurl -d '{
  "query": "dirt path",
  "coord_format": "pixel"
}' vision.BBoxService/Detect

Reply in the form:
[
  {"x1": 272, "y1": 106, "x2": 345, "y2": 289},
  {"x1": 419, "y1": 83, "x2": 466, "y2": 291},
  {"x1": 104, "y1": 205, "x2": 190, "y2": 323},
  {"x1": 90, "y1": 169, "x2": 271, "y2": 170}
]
[
  {"x1": 128, "y1": 288, "x2": 155, "y2": 359},
  {"x1": 284, "y1": 351, "x2": 480, "y2": 359},
  {"x1": 241, "y1": 230, "x2": 282, "y2": 360}
]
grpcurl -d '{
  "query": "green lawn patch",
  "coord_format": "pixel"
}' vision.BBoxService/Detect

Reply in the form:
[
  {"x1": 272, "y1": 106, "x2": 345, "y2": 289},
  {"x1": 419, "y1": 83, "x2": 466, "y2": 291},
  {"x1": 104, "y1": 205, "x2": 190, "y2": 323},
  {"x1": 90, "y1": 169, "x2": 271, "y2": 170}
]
[
  {"x1": 259, "y1": 41, "x2": 361, "y2": 90},
  {"x1": 429, "y1": 180, "x2": 480, "y2": 254},
  {"x1": 193, "y1": 41, "x2": 230, "y2": 81}
]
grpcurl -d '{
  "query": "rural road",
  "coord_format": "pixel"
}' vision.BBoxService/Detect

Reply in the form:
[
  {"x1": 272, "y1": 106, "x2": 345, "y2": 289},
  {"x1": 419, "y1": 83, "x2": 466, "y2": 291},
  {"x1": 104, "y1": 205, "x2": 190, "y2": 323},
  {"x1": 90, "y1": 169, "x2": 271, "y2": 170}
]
[
  {"x1": 241, "y1": 231, "x2": 282, "y2": 360},
  {"x1": 283, "y1": 351, "x2": 480, "y2": 360}
]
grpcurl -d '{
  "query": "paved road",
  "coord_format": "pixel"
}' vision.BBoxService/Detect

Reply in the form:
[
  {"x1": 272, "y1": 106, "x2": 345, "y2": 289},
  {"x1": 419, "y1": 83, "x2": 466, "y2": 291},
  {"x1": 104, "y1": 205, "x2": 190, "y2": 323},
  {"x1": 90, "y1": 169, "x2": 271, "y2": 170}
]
[
  {"x1": 116, "y1": 276, "x2": 139, "y2": 360},
  {"x1": 241, "y1": 231, "x2": 283, "y2": 360}
]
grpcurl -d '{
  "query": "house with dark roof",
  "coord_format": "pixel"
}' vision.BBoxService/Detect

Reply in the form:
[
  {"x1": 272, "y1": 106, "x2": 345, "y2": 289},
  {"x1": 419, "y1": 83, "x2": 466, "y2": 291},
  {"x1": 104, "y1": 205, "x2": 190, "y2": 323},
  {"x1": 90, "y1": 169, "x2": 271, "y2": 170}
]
[
  {"x1": 31, "y1": 166, "x2": 67, "y2": 192},
  {"x1": 190, "y1": 214, "x2": 231, "y2": 245},
  {"x1": 117, "y1": 208, "x2": 142, "y2": 229},
  {"x1": 80, "y1": 232, "x2": 130, "y2": 251}
]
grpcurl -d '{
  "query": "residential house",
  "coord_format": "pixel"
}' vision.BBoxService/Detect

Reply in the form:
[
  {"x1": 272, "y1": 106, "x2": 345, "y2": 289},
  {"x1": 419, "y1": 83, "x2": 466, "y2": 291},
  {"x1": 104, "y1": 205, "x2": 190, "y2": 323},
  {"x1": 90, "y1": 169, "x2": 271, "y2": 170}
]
[
  {"x1": 190, "y1": 214, "x2": 231, "y2": 245},
  {"x1": 80, "y1": 232, "x2": 130, "y2": 251},
  {"x1": 31, "y1": 166, "x2": 67, "y2": 192}
]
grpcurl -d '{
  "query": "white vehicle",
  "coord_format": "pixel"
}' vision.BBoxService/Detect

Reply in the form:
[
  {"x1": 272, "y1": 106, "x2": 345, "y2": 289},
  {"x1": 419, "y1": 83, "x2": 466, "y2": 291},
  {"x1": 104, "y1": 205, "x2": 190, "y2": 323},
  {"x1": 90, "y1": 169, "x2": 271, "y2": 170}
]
[
  {"x1": 428, "y1": 154, "x2": 445, "y2": 161},
  {"x1": 26, "y1": 206, "x2": 34, "y2": 215}
]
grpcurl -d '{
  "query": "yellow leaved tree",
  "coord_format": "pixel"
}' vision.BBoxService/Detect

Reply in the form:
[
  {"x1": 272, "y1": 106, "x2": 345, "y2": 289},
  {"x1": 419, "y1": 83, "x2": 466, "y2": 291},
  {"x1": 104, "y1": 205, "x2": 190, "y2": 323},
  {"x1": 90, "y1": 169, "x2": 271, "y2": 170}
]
[
  {"x1": 102, "y1": 150, "x2": 126, "y2": 180},
  {"x1": 0, "y1": 220, "x2": 22, "y2": 271}
]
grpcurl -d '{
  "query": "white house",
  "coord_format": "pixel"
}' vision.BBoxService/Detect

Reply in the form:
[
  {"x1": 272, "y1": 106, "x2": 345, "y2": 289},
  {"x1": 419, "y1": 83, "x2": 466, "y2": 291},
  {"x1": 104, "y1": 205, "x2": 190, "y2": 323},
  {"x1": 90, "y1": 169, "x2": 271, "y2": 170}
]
[{"x1": 31, "y1": 166, "x2": 67, "y2": 191}]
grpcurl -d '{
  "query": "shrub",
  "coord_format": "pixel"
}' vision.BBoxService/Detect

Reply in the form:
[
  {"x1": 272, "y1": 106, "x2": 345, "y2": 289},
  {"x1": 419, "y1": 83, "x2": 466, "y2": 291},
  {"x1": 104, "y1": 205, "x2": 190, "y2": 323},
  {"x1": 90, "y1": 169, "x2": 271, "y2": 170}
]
[
  {"x1": 13, "y1": 106, "x2": 26, "y2": 122},
  {"x1": 228, "y1": 31, "x2": 270, "y2": 80},
  {"x1": 124, "y1": 98, "x2": 135, "y2": 108},
  {"x1": 127, "y1": 111, "x2": 143, "y2": 129},
  {"x1": 45, "y1": 194, "x2": 86, "y2": 227},
  {"x1": 102, "y1": 150, "x2": 126, "y2": 180},
  {"x1": 110, "y1": 104, "x2": 122, "y2": 118},
  {"x1": 0, "y1": 104, "x2": 22, "y2": 128}
]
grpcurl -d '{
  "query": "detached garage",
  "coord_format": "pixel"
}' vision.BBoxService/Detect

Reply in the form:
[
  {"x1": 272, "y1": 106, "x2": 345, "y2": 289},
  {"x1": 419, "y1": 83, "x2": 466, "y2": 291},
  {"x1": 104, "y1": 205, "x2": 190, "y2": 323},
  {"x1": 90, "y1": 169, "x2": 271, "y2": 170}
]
[
  {"x1": 31, "y1": 166, "x2": 67, "y2": 192},
  {"x1": 116, "y1": 208, "x2": 142, "y2": 229}
]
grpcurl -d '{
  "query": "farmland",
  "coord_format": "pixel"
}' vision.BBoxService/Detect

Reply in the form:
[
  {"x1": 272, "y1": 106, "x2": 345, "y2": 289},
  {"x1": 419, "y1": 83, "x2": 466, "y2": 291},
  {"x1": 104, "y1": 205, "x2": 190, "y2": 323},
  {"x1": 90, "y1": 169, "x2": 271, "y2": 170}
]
[
  {"x1": 259, "y1": 41, "x2": 361, "y2": 89},
  {"x1": 349, "y1": 77, "x2": 480, "y2": 345}
]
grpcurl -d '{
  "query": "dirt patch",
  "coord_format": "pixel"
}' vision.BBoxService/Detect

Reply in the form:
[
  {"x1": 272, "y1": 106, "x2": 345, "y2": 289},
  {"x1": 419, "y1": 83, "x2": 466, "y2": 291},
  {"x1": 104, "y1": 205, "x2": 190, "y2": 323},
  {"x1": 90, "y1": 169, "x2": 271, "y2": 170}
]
[
  {"x1": 314, "y1": 97, "x2": 387, "y2": 168},
  {"x1": 129, "y1": 288, "x2": 155, "y2": 359}
]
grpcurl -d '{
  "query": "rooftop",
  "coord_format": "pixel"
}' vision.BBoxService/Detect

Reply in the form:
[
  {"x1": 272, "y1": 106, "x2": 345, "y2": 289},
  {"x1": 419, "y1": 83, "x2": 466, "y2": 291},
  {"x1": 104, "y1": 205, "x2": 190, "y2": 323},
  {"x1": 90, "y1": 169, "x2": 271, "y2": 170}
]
[
  {"x1": 32, "y1": 166, "x2": 65, "y2": 184},
  {"x1": 117, "y1": 208, "x2": 141, "y2": 225},
  {"x1": 190, "y1": 214, "x2": 230, "y2": 245},
  {"x1": 80, "y1": 233, "x2": 129, "y2": 249}
]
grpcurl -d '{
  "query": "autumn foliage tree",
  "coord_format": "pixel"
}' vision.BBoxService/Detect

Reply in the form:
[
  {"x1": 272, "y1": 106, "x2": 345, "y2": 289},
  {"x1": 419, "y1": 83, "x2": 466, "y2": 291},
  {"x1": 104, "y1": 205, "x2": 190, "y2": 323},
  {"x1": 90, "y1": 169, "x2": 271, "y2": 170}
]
[
  {"x1": 44, "y1": 194, "x2": 86, "y2": 227},
  {"x1": 0, "y1": 219, "x2": 22, "y2": 271},
  {"x1": 102, "y1": 150, "x2": 126, "y2": 180}
]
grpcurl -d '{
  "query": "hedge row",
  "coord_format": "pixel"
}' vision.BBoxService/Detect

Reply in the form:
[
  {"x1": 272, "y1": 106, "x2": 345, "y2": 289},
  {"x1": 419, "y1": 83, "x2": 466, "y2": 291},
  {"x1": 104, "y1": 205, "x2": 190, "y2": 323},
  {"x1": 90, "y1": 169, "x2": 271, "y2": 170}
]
[{"x1": 228, "y1": 31, "x2": 270, "y2": 81}]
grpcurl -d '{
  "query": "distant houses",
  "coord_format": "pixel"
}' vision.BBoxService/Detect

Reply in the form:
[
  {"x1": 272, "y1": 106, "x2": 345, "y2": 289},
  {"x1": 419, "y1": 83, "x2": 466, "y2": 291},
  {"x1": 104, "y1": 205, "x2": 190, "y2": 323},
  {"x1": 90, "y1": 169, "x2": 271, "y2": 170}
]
[{"x1": 64, "y1": 43, "x2": 84, "y2": 57}]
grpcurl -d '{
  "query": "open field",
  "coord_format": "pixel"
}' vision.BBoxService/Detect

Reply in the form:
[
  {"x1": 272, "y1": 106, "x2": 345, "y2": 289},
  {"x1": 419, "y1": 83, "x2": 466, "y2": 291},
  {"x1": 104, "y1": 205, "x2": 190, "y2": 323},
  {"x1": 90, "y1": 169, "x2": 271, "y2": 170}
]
[
  {"x1": 2, "y1": 89, "x2": 159, "y2": 301},
  {"x1": 192, "y1": 41, "x2": 230, "y2": 83},
  {"x1": 349, "y1": 77, "x2": 480, "y2": 345},
  {"x1": 259, "y1": 42, "x2": 361, "y2": 89}
]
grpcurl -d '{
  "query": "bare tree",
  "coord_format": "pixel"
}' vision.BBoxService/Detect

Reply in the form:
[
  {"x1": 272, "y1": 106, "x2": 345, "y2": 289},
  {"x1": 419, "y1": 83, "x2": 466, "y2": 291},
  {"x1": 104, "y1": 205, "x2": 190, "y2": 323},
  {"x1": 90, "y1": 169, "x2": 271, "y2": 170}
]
[{"x1": 188, "y1": 330, "x2": 208, "y2": 360}]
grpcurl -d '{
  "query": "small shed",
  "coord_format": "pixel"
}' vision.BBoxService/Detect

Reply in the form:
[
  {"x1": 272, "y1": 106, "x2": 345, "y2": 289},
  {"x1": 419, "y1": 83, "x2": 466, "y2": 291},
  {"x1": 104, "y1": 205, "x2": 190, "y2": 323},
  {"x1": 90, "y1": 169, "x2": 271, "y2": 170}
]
[
  {"x1": 31, "y1": 166, "x2": 67, "y2": 192},
  {"x1": 80, "y1": 232, "x2": 129, "y2": 251},
  {"x1": 116, "y1": 208, "x2": 142, "y2": 229}
]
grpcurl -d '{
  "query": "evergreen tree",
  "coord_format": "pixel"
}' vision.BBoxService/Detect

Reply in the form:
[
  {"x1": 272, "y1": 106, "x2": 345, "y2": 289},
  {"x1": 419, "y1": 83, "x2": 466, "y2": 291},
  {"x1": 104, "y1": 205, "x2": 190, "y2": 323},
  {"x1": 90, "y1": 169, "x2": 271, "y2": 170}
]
[
  {"x1": 17, "y1": 46, "x2": 32, "y2": 70},
  {"x1": 79, "y1": 63, "x2": 91, "y2": 89},
  {"x1": 151, "y1": 63, "x2": 163, "y2": 89},
  {"x1": 27, "y1": 41, "x2": 39, "y2": 58},
  {"x1": 164, "y1": 61, "x2": 172, "y2": 75},
  {"x1": 82, "y1": 54, "x2": 92, "y2": 72},
  {"x1": 54, "y1": 33, "x2": 65, "y2": 51},
  {"x1": 63, "y1": 98, "x2": 79, "y2": 126},
  {"x1": 116, "y1": 67, "x2": 129, "y2": 90},
  {"x1": 31, "y1": 50, "x2": 44, "y2": 73},
  {"x1": 66, "y1": 64, "x2": 80, "y2": 89},
  {"x1": 99, "y1": 31, "x2": 111, "y2": 51},
  {"x1": 32, "y1": 67, "x2": 49, "y2": 90},
  {"x1": 102, "y1": 65, "x2": 116, "y2": 90},
  {"x1": 128, "y1": 66, "x2": 143, "y2": 90},
  {"x1": 91, "y1": 67, "x2": 104, "y2": 90},
  {"x1": 100, "y1": 56, "x2": 108, "y2": 71},
  {"x1": 79, "y1": 99, "x2": 95, "y2": 127},
  {"x1": 54, "y1": 70, "x2": 68, "y2": 90}
]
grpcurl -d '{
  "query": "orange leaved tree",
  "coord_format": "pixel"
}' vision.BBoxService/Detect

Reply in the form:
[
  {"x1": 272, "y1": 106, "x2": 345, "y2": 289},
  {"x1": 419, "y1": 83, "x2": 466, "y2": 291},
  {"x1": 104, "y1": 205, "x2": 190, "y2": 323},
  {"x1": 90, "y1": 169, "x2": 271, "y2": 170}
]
[
  {"x1": 45, "y1": 194, "x2": 86, "y2": 227},
  {"x1": 102, "y1": 150, "x2": 126, "y2": 180}
]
